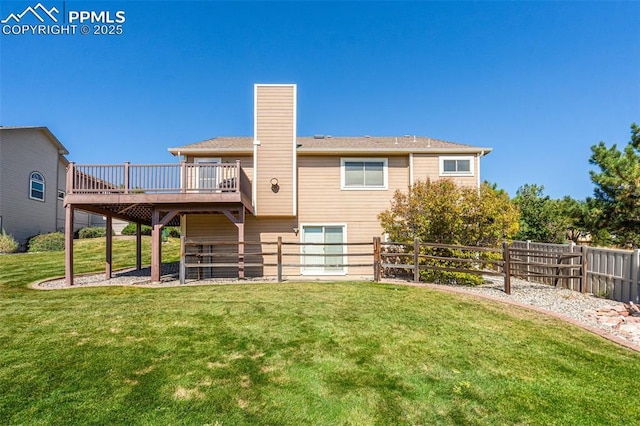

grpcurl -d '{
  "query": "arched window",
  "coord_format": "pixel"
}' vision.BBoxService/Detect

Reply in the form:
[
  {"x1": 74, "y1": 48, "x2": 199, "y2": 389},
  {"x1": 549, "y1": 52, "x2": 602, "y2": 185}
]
[{"x1": 29, "y1": 172, "x2": 45, "y2": 201}]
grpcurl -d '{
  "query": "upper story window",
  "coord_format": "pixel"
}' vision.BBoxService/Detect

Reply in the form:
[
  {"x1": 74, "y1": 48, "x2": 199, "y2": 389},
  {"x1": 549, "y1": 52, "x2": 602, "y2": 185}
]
[
  {"x1": 341, "y1": 158, "x2": 388, "y2": 190},
  {"x1": 440, "y1": 156, "x2": 474, "y2": 176},
  {"x1": 29, "y1": 172, "x2": 45, "y2": 201}
]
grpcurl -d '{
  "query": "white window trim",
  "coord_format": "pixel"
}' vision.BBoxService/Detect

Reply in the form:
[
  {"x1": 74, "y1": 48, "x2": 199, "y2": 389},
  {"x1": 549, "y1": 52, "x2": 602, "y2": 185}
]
[
  {"x1": 29, "y1": 171, "x2": 45, "y2": 202},
  {"x1": 300, "y1": 223, "x2": 348, "y2": 276},
  {"x1": 439, "y1": 156, "x2": 474, "y2": 177},
  {"x1": 57, "y1": 190, "x2": 65, "y2": 201},
  {"x1": 340, "y1": 158, "x2": 388, "y2": 190}
]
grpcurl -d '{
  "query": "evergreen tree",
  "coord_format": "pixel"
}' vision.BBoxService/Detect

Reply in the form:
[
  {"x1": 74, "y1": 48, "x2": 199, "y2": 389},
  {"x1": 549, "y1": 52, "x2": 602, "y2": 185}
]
[
  {"x1": 512, "y1": 184, "x2": 566, "y2": 243},
  {"x1": 589, "y1": 123, "x2": 640, "y2": 247}
]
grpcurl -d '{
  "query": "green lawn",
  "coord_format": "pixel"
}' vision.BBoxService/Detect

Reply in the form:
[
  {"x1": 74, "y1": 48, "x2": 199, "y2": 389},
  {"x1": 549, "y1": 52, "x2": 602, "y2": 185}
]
[
  {"x1": 0, "y1": 236, "x2": 180, "y2": 289},
  {"x1": 1, "y1": 239, "x2": 640, "y2": 424}
]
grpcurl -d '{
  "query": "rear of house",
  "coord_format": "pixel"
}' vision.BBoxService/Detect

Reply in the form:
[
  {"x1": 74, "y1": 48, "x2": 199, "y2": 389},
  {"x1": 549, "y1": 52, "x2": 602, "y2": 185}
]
[
  {"x1": 63, "y1": 83, "x2": 491, "y2": 283},
  {"x1": 168, "y1": 84, "x2": 491, "y2": 279}
]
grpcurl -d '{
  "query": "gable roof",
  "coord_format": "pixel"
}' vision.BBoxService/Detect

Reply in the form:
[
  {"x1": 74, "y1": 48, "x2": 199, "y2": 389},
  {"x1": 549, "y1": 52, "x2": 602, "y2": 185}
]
[
  {"x1": 0, "y1": 126, "x2": 70, "y2": 156},
  {"x1": 168, "y1": 135, "x2": 492, "y2": 156}
]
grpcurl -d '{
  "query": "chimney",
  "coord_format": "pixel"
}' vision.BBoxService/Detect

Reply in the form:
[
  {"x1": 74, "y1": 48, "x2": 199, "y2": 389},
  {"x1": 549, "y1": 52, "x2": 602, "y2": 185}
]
[{"x1": 254, "y1": 84, "x2": 297, "y2": 216}]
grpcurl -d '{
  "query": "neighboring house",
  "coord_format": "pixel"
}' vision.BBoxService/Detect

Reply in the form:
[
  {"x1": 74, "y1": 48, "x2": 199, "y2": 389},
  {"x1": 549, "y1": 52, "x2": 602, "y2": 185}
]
[
  {"x1": 0, "y1": 126, "x2": 108, "y2": 245},
  {"x1": 63, "y1": 84, "x2": 492, "y2": 284}
]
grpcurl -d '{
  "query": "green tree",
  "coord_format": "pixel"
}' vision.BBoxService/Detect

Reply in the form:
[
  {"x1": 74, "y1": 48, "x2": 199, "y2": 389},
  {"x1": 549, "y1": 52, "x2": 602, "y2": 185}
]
[
  {"x1": 583, "y1": 197, "x2": 613, "y2": 247},
  {"x1": 378, "y1": 179, "x2": 519, "y2": 285},
  {"x1": 379, "y1": 179, "x2": 519, "y2": 247},
  {"x1": 556, "y1": 196, "x2": 589, "y2": 243},
  {"x1": 589, "y1": 123, "x2": 640, "y2": 247},
  {"x1": 512, "y1": 184, "x2": 567, "y2": 243}
]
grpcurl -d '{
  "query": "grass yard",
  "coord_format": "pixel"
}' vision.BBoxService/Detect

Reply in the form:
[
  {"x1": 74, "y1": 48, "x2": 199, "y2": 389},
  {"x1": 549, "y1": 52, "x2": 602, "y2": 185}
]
[
  {"x1": 1, "y1": 239, "x2": 640, "y2": 424},
  {"x1": 0, "y1": 236, "x2": 180, "y2": 289}
]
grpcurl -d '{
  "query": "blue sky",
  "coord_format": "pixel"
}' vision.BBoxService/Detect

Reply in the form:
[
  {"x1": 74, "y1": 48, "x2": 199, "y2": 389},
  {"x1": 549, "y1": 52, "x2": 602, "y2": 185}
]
[{"x1": 1, "y1": 1, "x2": 638, "y2": 199}]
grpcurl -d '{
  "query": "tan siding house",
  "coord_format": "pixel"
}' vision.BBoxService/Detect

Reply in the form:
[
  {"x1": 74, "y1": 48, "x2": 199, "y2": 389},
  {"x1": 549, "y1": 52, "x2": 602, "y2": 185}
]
[
  {"x1": 168, "y1": 84, "x2": 491, "y2": 278},
  {"x1": 63, "y1": 83, "x2": 492, "y2": 283}
]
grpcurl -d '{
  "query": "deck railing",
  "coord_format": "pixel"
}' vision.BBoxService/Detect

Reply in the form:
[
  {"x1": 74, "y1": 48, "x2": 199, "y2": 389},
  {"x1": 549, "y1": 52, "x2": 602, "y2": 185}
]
[{"x1": 66, "y1": 161, "x2": 250, "y2": 197}]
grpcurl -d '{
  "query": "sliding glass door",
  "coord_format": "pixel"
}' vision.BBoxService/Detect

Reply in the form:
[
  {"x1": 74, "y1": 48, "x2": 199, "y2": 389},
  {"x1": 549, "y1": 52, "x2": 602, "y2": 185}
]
[{"x1": 302, "y1": 225, "x2": 345, "y2": 274}]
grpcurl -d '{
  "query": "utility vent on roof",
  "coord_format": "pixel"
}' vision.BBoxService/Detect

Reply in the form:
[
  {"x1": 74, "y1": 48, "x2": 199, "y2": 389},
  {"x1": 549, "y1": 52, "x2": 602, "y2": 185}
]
[{"x1": 314, "y1": 134, "x2": 325, "y2": 139}]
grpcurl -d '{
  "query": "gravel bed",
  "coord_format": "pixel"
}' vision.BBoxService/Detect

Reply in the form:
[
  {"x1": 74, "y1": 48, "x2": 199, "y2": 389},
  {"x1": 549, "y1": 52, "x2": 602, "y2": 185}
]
[
  {"x1": 37, "y1": 263, "x2": 276, "y2": 289},
  {"x1": 37, "y1": 270, "x2": 637, "y2": 348}
]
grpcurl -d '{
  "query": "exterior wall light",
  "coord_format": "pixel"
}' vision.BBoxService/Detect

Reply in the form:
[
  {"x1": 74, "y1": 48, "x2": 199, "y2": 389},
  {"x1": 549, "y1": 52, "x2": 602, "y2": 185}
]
[{"x1": 270, "y1": 178, "x2": 279, "y2": 193}]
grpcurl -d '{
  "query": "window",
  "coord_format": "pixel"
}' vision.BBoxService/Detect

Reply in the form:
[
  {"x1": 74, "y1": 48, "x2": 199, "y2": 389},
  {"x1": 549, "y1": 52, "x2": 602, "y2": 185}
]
[
  {"x1": 341, "y1": 158, "x2": 388, "y2": 190},
  {"x1": 57, "y1": 190, "x2": 65, "y2": 201},
  {"x1": 301, "y1": 225, "x2": 346, "y2": 274},
  {"x1": 29, "y1": 172, "x2": 45, "y2": 201},
  {"x1": 440, "y1": 156, "x2": 474, "y2": 176}
]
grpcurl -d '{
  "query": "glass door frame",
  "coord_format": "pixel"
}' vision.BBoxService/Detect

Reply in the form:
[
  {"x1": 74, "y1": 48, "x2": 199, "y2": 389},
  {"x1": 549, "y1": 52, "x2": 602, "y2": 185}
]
[{"x1": 300, "y1": 224, "x2": 347, "y2": 275}]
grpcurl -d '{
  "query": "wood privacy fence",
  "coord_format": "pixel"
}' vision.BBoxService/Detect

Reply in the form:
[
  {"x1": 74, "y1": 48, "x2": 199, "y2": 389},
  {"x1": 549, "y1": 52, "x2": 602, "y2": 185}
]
[{"x1": 511, "y1": 240, "x2": 640, "y2": 303}]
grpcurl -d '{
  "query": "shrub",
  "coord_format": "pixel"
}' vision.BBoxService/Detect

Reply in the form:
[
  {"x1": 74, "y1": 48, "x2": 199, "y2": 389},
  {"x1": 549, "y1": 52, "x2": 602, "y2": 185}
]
[
  {"x1": 78, "y1": 227, "x2": 107, "y2": 239},
  {"x1": 420, "y1": 270, "x2": 484, "y2": 286},
  {"x1": 121, "y1": 224, "x2": 179, "y2": 237},
  {"x1": 28, "y1": 232, "x2": 65, "y2": 252},
  {"x1": 121, "y1": 223, "x2": 152, "y2": 236},
  {"x1": 164, "y1": 227, "x2": 181, "y2": 238},
  {"x1": 0, "y1": 233, "x2": 19, "y2": 254},
  {"x1": 379, "y1": 179, "x2": 519, "y2": 247}
]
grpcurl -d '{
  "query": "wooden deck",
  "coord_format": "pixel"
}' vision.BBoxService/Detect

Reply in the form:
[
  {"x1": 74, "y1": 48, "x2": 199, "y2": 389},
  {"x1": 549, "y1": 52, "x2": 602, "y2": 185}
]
[
  {"x1": 65, "y1": 161, "x2": 253, "y2": 224},
  {"x1": 64, "y1": 161, "x2": 253, "y2": 285}
]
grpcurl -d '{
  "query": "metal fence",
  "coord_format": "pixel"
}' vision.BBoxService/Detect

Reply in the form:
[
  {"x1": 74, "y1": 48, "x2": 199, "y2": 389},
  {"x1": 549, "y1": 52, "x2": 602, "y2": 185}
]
[{"x1": 512, "y1": 240, "x2": 640, "y2": 303}]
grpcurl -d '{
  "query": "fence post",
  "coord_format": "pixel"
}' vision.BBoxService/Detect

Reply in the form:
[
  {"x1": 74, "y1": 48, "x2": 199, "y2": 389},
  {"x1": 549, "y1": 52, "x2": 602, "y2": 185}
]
[
  {"x1": 525, "y1": 239, "x2": 530, "y2": 280},
  {"x1": 277, "y1": 236, "x2": 283, "y2": 283},
  {"x1": 413, "y1": 237, "x2": 420, "y2": 283},
  {"x1": 632, "y1": 249, "x2": 640, "y2": 303},
  {"x1": 179, "y1": 236, "x2": 186, "y2": 285},
  {"x1": 581, "y1": 245, "x2": 588, "y2": 294},
  {"x1": 373, "y1": 236, "x2": 381, "y2": 282},
  {"x1": 569, "y1": 242, "x2": 576, "y2": 291},
  {"x1": 503, "y1": 241, "x2": 511, "y2": 295}
]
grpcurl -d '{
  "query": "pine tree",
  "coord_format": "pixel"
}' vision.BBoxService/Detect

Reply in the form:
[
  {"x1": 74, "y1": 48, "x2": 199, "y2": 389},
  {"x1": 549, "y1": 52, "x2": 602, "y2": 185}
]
[{"x1": 589, "y1": 123, "x2": 640, "y2": 247}]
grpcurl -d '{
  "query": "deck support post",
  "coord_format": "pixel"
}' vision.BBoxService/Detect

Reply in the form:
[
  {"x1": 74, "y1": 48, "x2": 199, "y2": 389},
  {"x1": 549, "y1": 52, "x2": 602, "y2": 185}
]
[
  {"x1": 65, "y1": 205, "x2": 74, "y2": 286},
  {"x1": 222, "y1": 208, "x2": 246, "y2": 279},
  {"x1": 136, "y1": 222, "x2": 142, "y2": 271},
  {"x1": 151, "y1": 208, "x2": 162, "y2": 282},
  {"x1": 105, "y1": 215, "x2": 112, "y2": 279}
]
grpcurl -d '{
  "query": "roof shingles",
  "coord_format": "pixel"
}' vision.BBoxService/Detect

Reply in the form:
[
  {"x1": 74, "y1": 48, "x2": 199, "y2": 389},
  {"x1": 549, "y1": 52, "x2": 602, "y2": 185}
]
[{"x1": 168, "y1": 136, "x2": 491, "y2": 154}]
